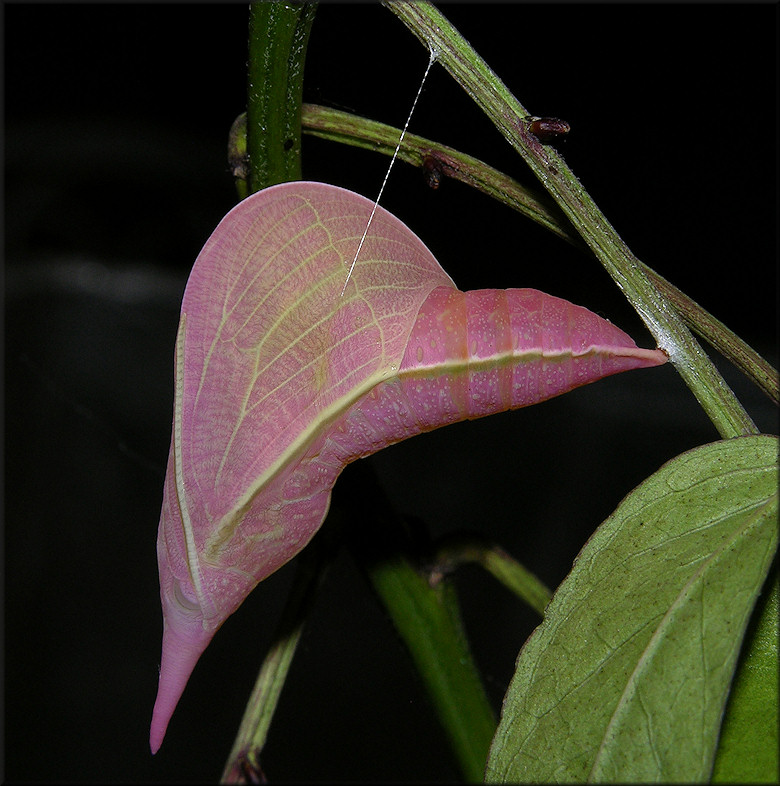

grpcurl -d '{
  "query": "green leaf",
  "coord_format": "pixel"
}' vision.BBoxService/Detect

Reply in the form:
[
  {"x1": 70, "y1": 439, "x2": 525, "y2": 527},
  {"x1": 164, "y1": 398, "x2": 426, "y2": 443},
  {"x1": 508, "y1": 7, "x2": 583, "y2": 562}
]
[
  {"x1": 712, "y1": 570, "x2": 779, "y2": 783},
  {"x1": 485, "y1": 435, "x2": 779, "y2": 783}
]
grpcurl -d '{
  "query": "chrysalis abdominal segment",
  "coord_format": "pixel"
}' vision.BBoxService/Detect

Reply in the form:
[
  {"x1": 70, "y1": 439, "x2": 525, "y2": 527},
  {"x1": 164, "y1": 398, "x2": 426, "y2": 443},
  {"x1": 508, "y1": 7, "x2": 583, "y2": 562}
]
[
  {"x1": 341, "y1": 48, "x2": 438, "y2": 296},
  {"x1": 526, "y1": 116, "x2": 571, "y2": 143}
]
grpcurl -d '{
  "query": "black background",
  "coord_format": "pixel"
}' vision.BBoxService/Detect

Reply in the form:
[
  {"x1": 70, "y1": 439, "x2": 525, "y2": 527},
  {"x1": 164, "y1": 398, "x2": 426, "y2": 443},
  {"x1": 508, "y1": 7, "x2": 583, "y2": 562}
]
[{"x1": 5, "y1": 3, "x2": 777, "y2": 783}]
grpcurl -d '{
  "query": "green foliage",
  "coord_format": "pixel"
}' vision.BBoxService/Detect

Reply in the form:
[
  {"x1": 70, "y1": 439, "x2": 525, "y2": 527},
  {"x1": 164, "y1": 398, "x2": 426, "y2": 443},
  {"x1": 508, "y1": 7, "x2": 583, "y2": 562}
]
[
  {"x1": 712, "y1": 572, "x2": 779, "y2": 783},
  {"x1": 485, "y1": 436, "x2": 778, "y2": 782}
]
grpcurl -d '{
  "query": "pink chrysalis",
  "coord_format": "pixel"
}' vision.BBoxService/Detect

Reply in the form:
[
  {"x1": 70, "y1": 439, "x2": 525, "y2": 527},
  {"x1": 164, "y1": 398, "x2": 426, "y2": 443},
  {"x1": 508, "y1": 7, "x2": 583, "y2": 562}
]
[{"x1": 150, "y1": 181, "x2": 665, "y2": 752}]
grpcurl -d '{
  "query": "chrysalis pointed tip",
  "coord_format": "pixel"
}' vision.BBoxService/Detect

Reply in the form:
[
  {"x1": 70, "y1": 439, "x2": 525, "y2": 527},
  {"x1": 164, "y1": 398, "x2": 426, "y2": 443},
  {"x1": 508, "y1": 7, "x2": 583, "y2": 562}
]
[
  {"x1": 149, "y1": 730, "x2": 163, "y2": 756},
  {"x1": 149, "y1": 620, "x2": 213, "y2": 756},
  {"x1": 149, "y1": 681, "x2": 175, "y2": 754},
  {"x1": 641, "y1": 347, "x2": 669, "y2": 367}
]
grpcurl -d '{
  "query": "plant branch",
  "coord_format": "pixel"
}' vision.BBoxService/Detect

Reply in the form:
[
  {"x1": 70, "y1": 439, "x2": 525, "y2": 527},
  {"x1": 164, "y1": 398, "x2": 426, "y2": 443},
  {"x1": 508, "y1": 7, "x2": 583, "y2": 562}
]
[
  {"x1": 430, "y1": 533, "x2": 552, "y2": 616},
  {"x1": 246, "y1": 2, "x2": 316, "y2": 192},
  {"x1": 302, "y1": 104, "x2": 573, "y2": 244},
  {"x1": 344, "y1": 464, "x2": 496, "y2": 783},
  {"x1": 382, "y1": 1, "x2": 758, "y2": 439},
  {"x1": 220, "y1": 522, "x2": 339, "y2": 784}
]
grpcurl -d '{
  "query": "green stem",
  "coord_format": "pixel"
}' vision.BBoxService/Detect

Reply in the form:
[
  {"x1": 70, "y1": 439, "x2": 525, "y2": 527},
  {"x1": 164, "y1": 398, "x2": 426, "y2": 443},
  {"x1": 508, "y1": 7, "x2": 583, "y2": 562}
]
[
  {"x1": 246, "y1": 2, "x2": 317, "y2": 192},
  {"x1": 712, "y1": 568, "x2": 779, "y2": 782},
  {"x1": 642, "y1": 269, "x2": 779, "y2": 406},
  {"x1": 301, "y1": 103, "x2": 573, "y2": 245},
  {"x1": 220, "y1": 522, "x2": 339, "y2": 785},
  {"x1": 431, "y1": 534, "x2": 552, "y2": 616},
  {"x1": 300, "y1": 103, "x2": 778, "y2": 406},
  {"x1": 383, "y1": 1, "x2": 758, "y2": 439},
  {"x1": 345, "y1": 464, "x2": 496, "y2": 783}
]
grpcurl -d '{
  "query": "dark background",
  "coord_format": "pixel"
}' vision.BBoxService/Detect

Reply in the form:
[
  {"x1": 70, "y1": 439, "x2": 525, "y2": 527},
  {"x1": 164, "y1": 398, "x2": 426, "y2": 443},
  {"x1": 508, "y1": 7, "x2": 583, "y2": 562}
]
[{"x1": 5, "y1": 3, "x2": 777, "y2": 782}]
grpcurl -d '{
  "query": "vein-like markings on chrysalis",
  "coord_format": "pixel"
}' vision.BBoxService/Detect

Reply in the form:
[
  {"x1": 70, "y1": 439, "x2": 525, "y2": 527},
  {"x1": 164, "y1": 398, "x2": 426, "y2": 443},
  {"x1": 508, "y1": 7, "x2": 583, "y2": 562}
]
[{"x1": 173, "y1": 314, "x2": 212, "y2": 617}]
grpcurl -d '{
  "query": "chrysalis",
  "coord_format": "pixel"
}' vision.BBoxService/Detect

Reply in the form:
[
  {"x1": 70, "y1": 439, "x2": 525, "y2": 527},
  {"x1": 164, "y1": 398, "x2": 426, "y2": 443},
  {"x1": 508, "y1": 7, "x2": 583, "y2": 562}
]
[{"x1": 150, "y1": 181, "x2": 666, "y2": 753}]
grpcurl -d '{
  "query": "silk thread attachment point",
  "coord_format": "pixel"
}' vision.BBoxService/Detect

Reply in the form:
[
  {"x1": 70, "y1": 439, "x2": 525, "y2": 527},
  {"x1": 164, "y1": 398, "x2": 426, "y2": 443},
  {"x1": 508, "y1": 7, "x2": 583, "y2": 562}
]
[{"x1": 341, "y1": 48, "x2": 437, "y2": 297}]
